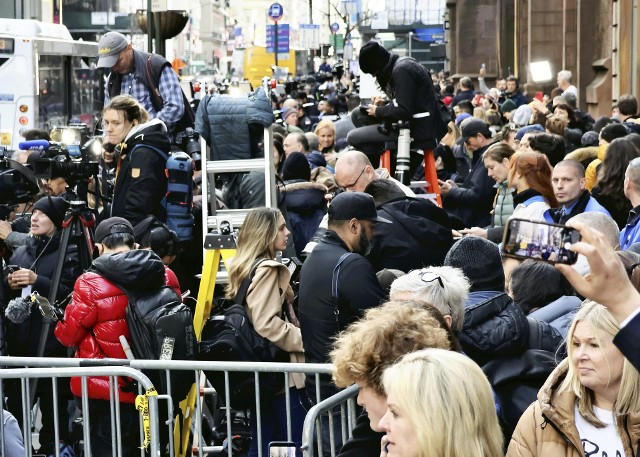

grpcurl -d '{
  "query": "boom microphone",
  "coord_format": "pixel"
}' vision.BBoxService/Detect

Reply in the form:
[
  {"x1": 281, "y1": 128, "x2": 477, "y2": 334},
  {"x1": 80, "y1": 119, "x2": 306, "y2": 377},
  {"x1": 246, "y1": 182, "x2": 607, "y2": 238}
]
[
  {"x1": 18, "y1": 140, "x2": 50, "y2": 151},
  {"x1": 5, "y1": 296, "x2": 34, "y2": 323}
]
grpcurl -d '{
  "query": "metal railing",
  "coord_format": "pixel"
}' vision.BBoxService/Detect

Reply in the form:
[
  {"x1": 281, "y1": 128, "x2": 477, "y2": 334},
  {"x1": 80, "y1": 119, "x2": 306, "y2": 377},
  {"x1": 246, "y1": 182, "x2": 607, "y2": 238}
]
[{"x1": 0, "y1": 357, "x2": 358, "y2": 457}]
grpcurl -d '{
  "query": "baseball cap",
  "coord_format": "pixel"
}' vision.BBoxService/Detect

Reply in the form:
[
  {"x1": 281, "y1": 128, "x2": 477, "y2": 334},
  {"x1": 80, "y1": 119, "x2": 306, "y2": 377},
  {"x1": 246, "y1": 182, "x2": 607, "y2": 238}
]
[
  {"x1": 460, "y1": 118, "x2": 492, "y2": 142},
  {"x1": 97, "y1": 32, "x2": 129, "y2": 69},
  {"x1": 328, "y1": 192, "x2": 392, "y2": 223},
  {"x1": 95, "y1": 217, "x2": 135, "y2": 243}
]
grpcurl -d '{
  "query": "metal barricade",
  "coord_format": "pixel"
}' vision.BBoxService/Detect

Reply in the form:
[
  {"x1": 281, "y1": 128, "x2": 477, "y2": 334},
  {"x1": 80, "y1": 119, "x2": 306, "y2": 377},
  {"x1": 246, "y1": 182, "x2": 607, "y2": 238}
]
[
  {"x1": 301, "y1": 385, "x2": 359, "y2": 457},
  {"x1": 0, "y1": 357, "x2": 356, "y2": 457},
  {"x1": 0, "y1": 365, "x2": 160, "y2": 457}
]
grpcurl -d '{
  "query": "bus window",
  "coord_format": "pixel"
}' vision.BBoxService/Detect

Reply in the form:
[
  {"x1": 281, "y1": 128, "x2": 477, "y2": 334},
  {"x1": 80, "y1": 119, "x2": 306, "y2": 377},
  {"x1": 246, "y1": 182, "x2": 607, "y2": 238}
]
[
  {"x1": 70, "y1": 56, "x2": 103, "y2": 129},
  {"x1": 38, "y1": 54, "x2": 66, "y2": 131}
]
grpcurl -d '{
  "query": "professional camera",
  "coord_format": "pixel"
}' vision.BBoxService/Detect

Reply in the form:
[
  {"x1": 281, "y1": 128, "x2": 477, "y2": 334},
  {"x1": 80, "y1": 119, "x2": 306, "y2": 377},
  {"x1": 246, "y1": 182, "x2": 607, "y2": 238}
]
[
  {"x1": 175, "y1": 127, "x2": 202, "y2": 171},
  {"x1": 0, "y1": 146, "x2": 40, "y2": 207}
]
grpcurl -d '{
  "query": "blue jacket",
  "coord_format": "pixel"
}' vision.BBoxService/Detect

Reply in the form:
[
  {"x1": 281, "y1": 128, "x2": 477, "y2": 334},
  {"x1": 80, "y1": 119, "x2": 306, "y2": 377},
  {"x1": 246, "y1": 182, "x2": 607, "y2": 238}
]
[
  {"x1": 529, "y1": 295, "x2": 581, "y2": 338},
  {"x1": 620, "y1": 205, "x2": 640, "y2": 250},
  {"x1": 543, "y1": 190, "x2": 611, "y2": 224}
]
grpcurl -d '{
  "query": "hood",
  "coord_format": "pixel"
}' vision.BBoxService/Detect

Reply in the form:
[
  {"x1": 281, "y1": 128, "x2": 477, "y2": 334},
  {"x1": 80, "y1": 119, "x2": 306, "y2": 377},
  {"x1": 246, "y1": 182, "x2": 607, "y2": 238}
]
[
  {"x1": 281, "y1": 181, "x2": 328, "y2": 214},
  {"x1": 378, "y1": 197, "x2": 452, "y2": 246},
  {"x1": 92, "y1": 249, "x2": 166, "y2": 293},
  {"x1": 537, "y1": 360, "x2": 579, "y2": 432},
  {"x1": 124, "y1": 118, "x2": 171, "y2": 151}
]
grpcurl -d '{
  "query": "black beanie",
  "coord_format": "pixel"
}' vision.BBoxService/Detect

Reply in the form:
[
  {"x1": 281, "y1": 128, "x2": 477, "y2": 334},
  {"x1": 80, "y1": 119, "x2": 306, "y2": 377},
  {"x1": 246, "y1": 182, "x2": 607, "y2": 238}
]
[
  {"x1": 600, "y1": 123, "x2": 628, "y2": 143},
  {"x1": 443, "y1": 236, "x2": 505, "y2": 292},
  {"x1": 359, "y1": 41, "x2": 391, "y2": 75},
  {"x1": 282, "y1": 152, "x2": 311, "y2": 181},
  {"x1": 32, "y1": 196, "x2": 69, "y2": 229}
]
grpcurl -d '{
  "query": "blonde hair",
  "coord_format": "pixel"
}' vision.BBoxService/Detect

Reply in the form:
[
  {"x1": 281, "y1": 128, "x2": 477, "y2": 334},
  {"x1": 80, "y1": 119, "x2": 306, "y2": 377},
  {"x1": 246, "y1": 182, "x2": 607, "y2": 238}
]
[
  {"x1": 314, "y1": 119, "x2": 336, "y2": 137},
  {"x1": 331, "y1": 301, "x2": 454, "y2": 394},
  {"x1": 225, "y1": 207, "x2": 282, "y2": 299},
  {"x1": 560, "y1": 300, "x2": 640, "y2": 427},
  {"x1": 103, "y1": 94, "x2": 149, "y2": 124},
  {"x1": 382, "y1": 349, "x2": 503, "y2": 457}
]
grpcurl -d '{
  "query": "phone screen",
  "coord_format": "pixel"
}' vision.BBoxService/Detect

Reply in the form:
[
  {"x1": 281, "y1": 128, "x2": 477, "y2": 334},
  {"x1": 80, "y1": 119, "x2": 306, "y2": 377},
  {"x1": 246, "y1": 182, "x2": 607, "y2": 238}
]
[
  {"x1": 269, "y1": 442, "x2": 297, "y2": 457},
  {"x1": 502, "y1": 218, "x2": 581, "y2": 264}
]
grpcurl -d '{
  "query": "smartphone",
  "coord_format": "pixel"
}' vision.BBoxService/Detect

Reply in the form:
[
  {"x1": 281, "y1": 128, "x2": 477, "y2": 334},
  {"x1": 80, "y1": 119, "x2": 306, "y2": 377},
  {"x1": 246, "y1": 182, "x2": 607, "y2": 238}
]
[
  {"x1": 4, "y1": 264, "x2": 19, "y2": 274},
  {"x1": 269, "y1": 441, "x2": 297, "y2": 457},
  {"x1": 502, "y1": 218, "x2": 581, "y2": 264}
]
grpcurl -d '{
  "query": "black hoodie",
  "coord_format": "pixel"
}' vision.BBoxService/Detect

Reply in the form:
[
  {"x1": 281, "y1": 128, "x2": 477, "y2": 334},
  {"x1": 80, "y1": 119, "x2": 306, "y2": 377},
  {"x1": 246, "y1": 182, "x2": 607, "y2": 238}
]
[
  {"x1": 93, "y1": 249, "x2": 166, "y2": 294},
  {"x1": 111, "y1": 120, "x2": 170, "y2": 226}
]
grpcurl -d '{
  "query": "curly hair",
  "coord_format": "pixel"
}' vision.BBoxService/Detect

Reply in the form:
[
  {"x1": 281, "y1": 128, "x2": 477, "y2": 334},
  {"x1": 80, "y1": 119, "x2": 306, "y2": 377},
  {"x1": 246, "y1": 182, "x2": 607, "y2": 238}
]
[{"x1": 330, "y1": 300, "x2": 453, "y2": 395}]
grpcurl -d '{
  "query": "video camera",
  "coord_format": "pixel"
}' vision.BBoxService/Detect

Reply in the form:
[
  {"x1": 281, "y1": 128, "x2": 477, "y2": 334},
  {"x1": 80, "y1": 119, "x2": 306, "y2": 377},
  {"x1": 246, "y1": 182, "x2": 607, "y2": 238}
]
[
  {"x1": 175, "y1": 127, "x2": 202, "y2": 171},
  {"x1": 20, "y1": 124, "x2": 101, "y2": 182},
  {"x1": 0, "y1": 146, "x2": 40, "y2": 209}
]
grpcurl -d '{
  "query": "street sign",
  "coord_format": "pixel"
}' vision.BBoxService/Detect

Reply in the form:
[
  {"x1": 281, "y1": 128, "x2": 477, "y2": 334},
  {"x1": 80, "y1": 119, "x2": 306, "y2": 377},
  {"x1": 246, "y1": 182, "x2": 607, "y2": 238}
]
[
  {"x1": 299, "y1": 24, "x2": 320, "y2": 49},
  {"x1": 266, "y1": 24, "x2": 289, "y2": 54},
  {"x1": 330, "y1": 22, "x2": 339, "y2": 33},
  {"x1": 268, "y1": 3, "x2": 284, "y2": 22}
]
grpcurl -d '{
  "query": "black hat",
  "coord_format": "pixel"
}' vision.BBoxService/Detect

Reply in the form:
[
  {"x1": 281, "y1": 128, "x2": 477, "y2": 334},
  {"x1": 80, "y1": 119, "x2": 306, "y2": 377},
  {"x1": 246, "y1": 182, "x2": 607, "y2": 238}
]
[
  {"x1": 460, "y1": 118, "x2": 492, "y2": 142},
  {"x1": 328, "y1": 192, "x2": 392, "y2": 223},
  {"x1": 600, "y1": 123, "x2": 628, "y2": 144},
  {"x1": 359, "y1": 41, "x2": 391, "y2": 75},
  {"x1": 444, "y1": 236, "x2": 505, "y2": 292},
  {"x1": 95, "y1": 217, "x2": 135, "y2": 243},
  {"x1": 32, "y1": 196, "x2": 69, "y2": 229},
  {"x1": 282, "y1": 152, "x2": 311, "y2": 181},
  {"x1": 581, "y1": 131, "x2": 599, "y2": 147}
]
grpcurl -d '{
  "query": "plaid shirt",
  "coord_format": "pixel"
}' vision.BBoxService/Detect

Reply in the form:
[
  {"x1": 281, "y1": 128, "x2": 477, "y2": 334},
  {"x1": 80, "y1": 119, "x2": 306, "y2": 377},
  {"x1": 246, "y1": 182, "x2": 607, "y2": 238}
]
[{"x1": 104, "y1": 65, "x2": 184, "y2": 133}]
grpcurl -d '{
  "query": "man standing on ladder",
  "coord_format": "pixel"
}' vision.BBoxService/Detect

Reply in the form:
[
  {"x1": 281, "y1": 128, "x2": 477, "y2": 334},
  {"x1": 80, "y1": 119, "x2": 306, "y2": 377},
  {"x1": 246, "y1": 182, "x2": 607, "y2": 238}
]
[{"x1": 346, "y1": 41, "x2": 444, "y2": 174}]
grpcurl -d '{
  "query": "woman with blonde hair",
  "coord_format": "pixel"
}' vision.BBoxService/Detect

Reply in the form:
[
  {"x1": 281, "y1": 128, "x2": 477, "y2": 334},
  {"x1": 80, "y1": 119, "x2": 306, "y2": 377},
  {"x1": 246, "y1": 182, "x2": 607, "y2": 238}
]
[
  {"x1": 379, "y1": 348, "x2": 503, "y2": 457},
  {"x1": 507, "y1": 301, "x2": 640, "y2": 456},
  {"x1": 330, "y1": 300, "x2": 458, "y2": 456},
  {"x1": 225, "y1": 207, "x2": 307, "y2": 457},
  {"x1": 314, "y1": 119, "x2": 337, "y2": 163}
]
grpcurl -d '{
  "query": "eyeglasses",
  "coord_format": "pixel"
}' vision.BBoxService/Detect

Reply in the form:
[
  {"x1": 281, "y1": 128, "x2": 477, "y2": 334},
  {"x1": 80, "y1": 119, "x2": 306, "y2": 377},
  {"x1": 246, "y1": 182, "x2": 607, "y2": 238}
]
[
  {"x1": 420, "y1": 270, "x2": 444, "y2": 288},
  {"x1": 342, "y1": 167, "x2": 367, "y2": 190}
]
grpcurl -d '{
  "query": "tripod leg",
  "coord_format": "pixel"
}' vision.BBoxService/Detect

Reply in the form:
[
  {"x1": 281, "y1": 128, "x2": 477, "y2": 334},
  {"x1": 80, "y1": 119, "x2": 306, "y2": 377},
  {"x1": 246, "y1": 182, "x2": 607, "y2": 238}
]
[{"x1": 423, "y1": 149, "x2": 442, "y2": 207}]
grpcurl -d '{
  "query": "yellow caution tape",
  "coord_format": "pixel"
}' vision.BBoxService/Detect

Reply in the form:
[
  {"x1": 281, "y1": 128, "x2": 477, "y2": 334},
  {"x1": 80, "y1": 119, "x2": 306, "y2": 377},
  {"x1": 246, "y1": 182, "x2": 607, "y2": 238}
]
[{"x1": 135, "y1": 387, "x2": 158, "y2": 449}]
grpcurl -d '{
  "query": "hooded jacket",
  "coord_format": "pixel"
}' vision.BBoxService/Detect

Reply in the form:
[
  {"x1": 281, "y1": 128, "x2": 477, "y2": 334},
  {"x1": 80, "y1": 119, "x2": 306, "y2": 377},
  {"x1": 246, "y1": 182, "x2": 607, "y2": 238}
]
[
  {"x1": 366, "y1": 196, "x2": 453, "y2": 272},
  {"x1": 5, "y1": 233, "x2": 80, "y2": 357},
  {"x1": 507, "y1": 360, "x2": 640, "y2": 457},
  {"x1": 111, "y1": 119, "x2": 170, "y2": 226},
  {"x1": 280, "y1": 180, "x2": 328, "y2": 256},
  {"x1": 54, "y1": 250, "x2": 180, "y2": 403}
]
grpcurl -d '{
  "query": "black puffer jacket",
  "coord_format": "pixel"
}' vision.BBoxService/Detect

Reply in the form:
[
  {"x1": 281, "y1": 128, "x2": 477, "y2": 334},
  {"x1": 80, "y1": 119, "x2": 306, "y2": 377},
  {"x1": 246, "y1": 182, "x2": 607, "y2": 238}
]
[
  {"x1": 280, "y1": 180, "x2": 327, "y2": 257},
  {"x1": 4, "y1": 233, "x2": 80, "y2": 357},
  {"x1": 374, "y1": 55, "x2": 443, "y2": 149},
  {"x1": 111, "y1": 119, "x2": 170, "y2": 226},
  {"x1": 459, "y1": 291, "x2": 563, "y2": 366},
  {"x1": 367, "y1": 196, "x2": 453, "y2": 272}
]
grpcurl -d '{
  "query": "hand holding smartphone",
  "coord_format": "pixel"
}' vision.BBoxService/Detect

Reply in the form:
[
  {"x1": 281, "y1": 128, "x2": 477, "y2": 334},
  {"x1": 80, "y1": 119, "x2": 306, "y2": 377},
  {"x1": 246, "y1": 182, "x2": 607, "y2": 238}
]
[{"x1": 502, "y1": 218, "x2": 581, "y2": 264}]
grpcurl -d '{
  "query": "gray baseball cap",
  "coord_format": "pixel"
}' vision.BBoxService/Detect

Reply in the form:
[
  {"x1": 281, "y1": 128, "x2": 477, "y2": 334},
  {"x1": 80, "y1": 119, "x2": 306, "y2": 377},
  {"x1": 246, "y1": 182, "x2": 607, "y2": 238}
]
[{"x1": 97, "y1": 32, "x2": 129, "y2": 68}]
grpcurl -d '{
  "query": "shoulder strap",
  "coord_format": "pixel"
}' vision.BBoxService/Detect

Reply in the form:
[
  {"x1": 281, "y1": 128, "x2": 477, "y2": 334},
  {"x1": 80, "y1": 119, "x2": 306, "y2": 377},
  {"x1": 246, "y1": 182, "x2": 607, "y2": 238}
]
[
  {"x1": 331, "y1": 252, "x2": 354, "y2": 330},
  {"x1": 145, "y1": 55, "x2": 169, "y2": 112},
  {"x1": 129, "y1": 143, "x2": 170, "y2": 162},
  {"x1": 233, "y1": 258, "x2": 268, "y2": 306}
]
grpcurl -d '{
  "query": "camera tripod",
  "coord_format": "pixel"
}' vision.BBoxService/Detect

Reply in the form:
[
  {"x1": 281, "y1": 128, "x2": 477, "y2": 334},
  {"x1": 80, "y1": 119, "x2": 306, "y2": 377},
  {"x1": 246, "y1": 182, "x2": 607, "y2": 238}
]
[{"x1": 30, "y1": 200, "x2": 96, "y2": 403}]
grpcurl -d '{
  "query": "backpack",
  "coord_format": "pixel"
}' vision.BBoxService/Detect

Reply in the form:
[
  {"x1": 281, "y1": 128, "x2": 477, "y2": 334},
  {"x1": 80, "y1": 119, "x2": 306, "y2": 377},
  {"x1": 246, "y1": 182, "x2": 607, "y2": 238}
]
[
  {"x1": 145, "y1": 54, "x2": 196, "y2": 135},
  {"x1": 128, "y1": 146, "x2": 195, "y2": 241},
  {"x1": 198, "y1": 259, "x2": 288, "y2": 409},
  {"x1": 123, "y1": 284, "x2": 196, "y2": 399}
]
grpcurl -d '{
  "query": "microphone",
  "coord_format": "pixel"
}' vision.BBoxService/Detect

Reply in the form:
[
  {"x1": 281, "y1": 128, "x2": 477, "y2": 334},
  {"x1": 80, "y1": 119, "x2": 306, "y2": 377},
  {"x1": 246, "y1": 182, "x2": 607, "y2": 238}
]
[
  {"x1": 18, "y1": 140, "x2": 50, "y2": 151},
  {"x1": 5, "y1": 297, "x2": 34, "y2": 323}
]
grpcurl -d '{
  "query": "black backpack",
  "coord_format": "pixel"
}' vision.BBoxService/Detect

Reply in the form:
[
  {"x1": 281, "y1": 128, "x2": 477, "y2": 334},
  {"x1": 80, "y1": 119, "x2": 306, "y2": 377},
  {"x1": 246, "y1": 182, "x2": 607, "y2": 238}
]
[
  {"x1": 198, "y1": 259, "x2": 288, "y2": 409},
  {"x1": 124, "y1": 284, "x2": 196, "y2": 400}
]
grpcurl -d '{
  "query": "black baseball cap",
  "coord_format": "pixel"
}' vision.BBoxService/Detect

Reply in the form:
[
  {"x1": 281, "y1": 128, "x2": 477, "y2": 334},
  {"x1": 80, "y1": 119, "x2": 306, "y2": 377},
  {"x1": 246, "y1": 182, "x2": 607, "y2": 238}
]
[
  {"x1": 460, "y1": 118, "x2": 492, "y2": 142},
  {"x1": 328, "y1": 192, "x2": 392, "y2": 223},
  {"x1": 95, "y1": 217, "x2": 135, "y2": 243}
]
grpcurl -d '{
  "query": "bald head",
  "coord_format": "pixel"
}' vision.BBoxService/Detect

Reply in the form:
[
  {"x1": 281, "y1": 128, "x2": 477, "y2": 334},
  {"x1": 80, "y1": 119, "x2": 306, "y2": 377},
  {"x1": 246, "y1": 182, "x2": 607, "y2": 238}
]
[{"x1": 334, "y1": 150, "x2": 376, "y2": 192}]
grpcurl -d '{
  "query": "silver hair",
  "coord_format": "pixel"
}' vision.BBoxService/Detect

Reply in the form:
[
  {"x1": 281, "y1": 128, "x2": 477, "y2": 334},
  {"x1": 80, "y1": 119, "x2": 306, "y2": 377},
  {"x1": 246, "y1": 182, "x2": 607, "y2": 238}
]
[
  {"x1": 567, "y1": 212, "x2": 620, "y2": 249},
  {"x1": 557, "y1": 70, "x2": 572, "y2": 82},
  {"x1": 389, "y1": 266, "x2": 470, "y2": 332}
]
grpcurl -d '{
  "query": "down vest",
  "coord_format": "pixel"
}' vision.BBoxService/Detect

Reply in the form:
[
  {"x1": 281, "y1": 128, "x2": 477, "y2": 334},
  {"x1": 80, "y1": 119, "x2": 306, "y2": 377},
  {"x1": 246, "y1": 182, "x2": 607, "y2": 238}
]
[
  {"x1": 507, "y1": 360, "x2": 640, "y2": 457},
  {"x1": 54, "y1": 250, "x2": 180, "y2": 403}
]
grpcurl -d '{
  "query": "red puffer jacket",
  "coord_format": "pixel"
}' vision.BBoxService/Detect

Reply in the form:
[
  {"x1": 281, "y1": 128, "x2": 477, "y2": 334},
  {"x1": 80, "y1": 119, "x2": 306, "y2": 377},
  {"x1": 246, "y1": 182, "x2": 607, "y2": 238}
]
[{"x1": 55, "y1": 259, "x2": 180, "y2": 403}]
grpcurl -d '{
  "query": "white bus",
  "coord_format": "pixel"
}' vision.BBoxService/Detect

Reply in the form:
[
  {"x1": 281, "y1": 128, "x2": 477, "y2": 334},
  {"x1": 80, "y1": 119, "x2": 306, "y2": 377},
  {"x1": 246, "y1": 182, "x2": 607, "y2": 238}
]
[{"x1": 0, "y1": 19, "x2": 102, "y2": 151}]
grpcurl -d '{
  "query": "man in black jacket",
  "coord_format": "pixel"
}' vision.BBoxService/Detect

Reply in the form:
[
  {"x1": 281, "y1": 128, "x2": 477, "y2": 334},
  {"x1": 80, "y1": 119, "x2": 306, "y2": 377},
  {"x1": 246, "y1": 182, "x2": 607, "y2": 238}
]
[
  {"x1": 347, "y1": 41, "x2": 442, "y2": 171},
  {"x1": 299, "y1": 192, "x2": 389, "y2": 454},
  {"x1": 439, "y1": 117, "x2": 497, "y2": 228}
]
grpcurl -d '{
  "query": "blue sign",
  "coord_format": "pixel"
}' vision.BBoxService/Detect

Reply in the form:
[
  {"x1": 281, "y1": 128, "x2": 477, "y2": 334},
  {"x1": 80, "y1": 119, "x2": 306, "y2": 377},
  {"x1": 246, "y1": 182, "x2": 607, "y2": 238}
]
[
  {"x1": 330, "y1": 22, "x2": 340, "y2": 33},
  {"x1": 268, "y1": 2, "x2": 283, "y2": 22},
  {"x1": 266, "y1": 24, "x2": 289, "y2": 54}
]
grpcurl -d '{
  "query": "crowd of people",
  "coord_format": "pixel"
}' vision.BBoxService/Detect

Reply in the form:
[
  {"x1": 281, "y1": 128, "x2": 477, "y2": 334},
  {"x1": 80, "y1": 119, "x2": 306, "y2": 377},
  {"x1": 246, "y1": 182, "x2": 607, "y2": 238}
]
[{"x1": 2, "y1": 33, "x2": 640, "y2": 457}]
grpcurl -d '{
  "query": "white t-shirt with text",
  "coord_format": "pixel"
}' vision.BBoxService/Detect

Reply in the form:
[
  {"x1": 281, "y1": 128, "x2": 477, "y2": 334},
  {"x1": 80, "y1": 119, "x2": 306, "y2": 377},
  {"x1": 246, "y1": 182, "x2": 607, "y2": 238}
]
[{"x1": 574, "y1": 403, "x2": 624, "y2": 457}]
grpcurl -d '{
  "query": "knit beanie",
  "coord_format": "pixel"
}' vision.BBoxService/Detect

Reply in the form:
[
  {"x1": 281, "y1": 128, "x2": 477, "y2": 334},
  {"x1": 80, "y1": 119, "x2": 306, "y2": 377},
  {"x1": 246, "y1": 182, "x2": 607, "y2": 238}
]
[
  {"x1": 600, "y1": 123, "x2": 628, "y2": 144},
  {"x1": 359, "y1": 41, "x2": 391, "y2": 75},
  {"x1": 500, "y1": 99, "x2": 517, "y2": 114},
  {"x1": 32, "y1": 196, "x2": 69, "y2": 230},
  {"x1": 444, "y1": 236, "x2": 505, "y2": 292},
  {"x1": 282, "y1": 107, "x2": 297, "y2": 121},
  {"x1": 581, "y1": 131, "x2": 599, "y2": 147},
  {"x1": 282, "y1": 152, "x2": 311, "y2": 181}
]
